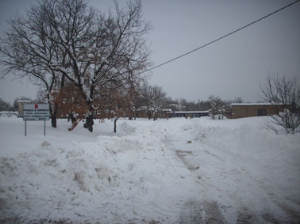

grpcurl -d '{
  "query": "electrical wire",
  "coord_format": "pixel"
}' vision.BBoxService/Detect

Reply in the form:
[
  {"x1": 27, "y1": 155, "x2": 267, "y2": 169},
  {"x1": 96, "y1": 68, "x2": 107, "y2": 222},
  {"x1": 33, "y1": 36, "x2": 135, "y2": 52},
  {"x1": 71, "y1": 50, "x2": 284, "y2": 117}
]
[{"x1": 144, "y1": 0, "x2": 300, "y2": 73}]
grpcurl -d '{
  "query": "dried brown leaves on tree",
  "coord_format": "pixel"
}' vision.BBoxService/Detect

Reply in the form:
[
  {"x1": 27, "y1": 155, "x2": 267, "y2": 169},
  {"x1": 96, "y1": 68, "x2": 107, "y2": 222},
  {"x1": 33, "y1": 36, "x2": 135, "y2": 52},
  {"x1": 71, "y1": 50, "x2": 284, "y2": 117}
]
[{"x1": 0, "y1": 0, "x2": 151, "y2": 129}]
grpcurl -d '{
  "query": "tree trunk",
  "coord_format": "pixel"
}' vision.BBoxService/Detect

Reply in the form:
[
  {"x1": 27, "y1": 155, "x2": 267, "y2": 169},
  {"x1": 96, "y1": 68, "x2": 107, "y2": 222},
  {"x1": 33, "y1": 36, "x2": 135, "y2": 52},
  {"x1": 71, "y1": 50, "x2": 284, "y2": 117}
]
[
  {"x1": 114, "y1": 116, "x2": 119, "y2": 133},
  {"x1": 51, "y1": 115, "x2": 57, "y2": 128},
  {"x1": 49, "y1": 100, "x2": 57, "y2": 128}
]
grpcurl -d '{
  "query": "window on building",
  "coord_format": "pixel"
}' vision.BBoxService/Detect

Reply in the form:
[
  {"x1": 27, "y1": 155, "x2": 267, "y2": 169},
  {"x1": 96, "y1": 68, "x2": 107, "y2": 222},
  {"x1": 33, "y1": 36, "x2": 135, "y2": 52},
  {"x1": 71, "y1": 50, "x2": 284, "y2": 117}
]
[{"x1": 257, "y1": 108, "x2": 267, "y2": 116}]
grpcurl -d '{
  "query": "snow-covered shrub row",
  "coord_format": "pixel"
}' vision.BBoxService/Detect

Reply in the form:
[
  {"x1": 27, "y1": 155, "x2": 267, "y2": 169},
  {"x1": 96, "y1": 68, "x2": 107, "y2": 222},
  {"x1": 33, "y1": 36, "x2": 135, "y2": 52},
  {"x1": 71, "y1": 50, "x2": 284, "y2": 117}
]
[{"x1": 0, "y1": 111, "x2": 18, "y2": 118}]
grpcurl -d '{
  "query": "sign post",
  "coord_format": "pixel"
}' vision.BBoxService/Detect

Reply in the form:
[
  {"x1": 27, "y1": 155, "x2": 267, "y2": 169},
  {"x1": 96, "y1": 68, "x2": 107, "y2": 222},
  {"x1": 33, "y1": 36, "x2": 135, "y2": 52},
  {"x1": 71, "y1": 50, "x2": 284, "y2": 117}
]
[
  {"x1": 44, "y1": 120, "x2": 46, "y2": 135},
  {"x1": 23, "y1": 104, "x2": 50, "y2": 136},
  {"x1": 25, "y1": 120, "x2": 27, "y2": 136}
]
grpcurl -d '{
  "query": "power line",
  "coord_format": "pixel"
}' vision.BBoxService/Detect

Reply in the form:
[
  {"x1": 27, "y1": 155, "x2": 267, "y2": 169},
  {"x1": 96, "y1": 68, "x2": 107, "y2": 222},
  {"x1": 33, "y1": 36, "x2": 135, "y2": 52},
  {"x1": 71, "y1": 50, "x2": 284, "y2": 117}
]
[{"x1": 144, "y1": 0, "x2": 300, "y2": 73}]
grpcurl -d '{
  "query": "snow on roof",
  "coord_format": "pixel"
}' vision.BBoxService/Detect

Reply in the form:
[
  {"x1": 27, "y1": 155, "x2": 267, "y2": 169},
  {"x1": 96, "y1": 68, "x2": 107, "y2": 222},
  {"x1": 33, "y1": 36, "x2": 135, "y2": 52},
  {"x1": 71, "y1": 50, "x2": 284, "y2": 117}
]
[
  {"x1": 174, "y1": 110, "x2": 210, "y2": 114},
  {"x1": 17, "y1": 100, "x2": 32, "y2": 103},
  {"x1": 137, "y1": 107, "x2": 173, "y2": 112},
  {"x1": 136, "y1": 106, "x2": 148, "y2": 111},
  {"x1": 161, "y1": 108, "x2": 173, "y2": 112},
  {"x1": 231, "y1": 103, "x2": 272, "y2": 106}
]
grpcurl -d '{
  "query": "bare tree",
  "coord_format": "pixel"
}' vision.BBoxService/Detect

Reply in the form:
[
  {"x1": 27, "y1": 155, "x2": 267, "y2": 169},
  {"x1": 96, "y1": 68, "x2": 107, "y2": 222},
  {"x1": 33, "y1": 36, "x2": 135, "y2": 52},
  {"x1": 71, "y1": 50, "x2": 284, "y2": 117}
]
[
  {"x1": 0, "y1": 0, "x2": 151, "y2": 130},
  {"x1": 0, "y1": 98, "x2": 13, "y2": 111},
  {"x1": 138, "y1": 82, "x2": 167, "y2": 120},
  {"x1": 94, "y1": 79, "x2": 136, "y2": 133},
  {"x1": 260, "y1": 73, "x2": 300, "y2": 134},
  {"x1": 150, "y1": 85, "x2": 167, "y2": 120},
  {"x1": 233, "y1": 97, "x2": 244, "y2": 103},
  {"x1": 208, "y1": 95, "x2": 225, "y2": 119},
  {"x1": 0, "y1": 4, "x2": 60, "y2": 125}
]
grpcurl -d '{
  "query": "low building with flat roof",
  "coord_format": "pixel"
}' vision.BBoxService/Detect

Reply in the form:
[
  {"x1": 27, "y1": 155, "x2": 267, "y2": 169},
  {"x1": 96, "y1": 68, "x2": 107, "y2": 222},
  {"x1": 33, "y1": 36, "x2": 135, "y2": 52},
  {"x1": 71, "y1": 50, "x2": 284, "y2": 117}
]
[
  {"x1": 230, "y1": 103, "x2": 284, "y2": 119},
  {"x1": 172, "y1": 110, "x2": 210, "y2": 118}
]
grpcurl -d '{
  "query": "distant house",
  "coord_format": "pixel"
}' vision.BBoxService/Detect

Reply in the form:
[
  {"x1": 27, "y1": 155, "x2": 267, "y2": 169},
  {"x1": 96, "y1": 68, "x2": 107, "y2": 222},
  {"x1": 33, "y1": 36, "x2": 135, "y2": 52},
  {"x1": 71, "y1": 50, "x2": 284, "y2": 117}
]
[
  {"x1": 156, "y1": 108, "x2": 173, "y2": 119},
  {"x1": 136, "y1": 107, "x2": 173, "y2": 119},
  {"x1": 135, "y1": 106, "x2": 149, "y2": 118},
  {"x1": 134, "y1": 107, "x2": 210, "y2": 119},
  {"x1": 172, "y1": 110, "x2": 210, "y2": 118},
  {"x1": 230, "y1": 103, "x2": 284, "y2": 119},
  {"x1": 17, "y1": 100, "x2": 31, "y2": 117}
]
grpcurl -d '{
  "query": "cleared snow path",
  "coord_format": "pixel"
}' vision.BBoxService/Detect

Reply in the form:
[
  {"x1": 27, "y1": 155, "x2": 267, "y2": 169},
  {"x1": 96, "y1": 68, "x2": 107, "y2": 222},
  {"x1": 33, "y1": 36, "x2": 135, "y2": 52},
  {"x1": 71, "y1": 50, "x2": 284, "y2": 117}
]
[{"x1": 165, "y1": 118, "x2": 300, "y2": 223}]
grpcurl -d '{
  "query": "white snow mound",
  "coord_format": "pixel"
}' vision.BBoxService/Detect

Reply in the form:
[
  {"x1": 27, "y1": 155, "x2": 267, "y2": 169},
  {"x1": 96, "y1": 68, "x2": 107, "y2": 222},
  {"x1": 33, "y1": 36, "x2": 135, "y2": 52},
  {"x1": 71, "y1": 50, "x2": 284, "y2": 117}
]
[{"x1": 0, "y1": 117, "x2": 299, "y2": 223}]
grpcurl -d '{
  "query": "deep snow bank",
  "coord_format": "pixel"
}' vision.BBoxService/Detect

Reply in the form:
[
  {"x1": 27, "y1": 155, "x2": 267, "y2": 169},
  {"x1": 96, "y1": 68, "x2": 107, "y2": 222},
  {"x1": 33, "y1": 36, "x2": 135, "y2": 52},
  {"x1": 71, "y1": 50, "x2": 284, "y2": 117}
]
[
  {"x1": 0, "y1": 117, "x2": 299, "y2": 223},
  {"x1": 0, "y1": 118, "x2": 195, "y2": 223},
  {"x1": 166, "y1": 117, "x2": 300, "y2": 223}
]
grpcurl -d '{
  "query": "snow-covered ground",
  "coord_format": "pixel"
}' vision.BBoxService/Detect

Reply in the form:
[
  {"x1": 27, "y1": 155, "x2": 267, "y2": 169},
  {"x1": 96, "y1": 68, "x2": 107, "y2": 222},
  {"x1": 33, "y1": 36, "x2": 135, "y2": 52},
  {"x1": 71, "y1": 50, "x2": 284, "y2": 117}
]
[{"x1": 0, "y1": 116, "x2": 299, "y2": 223}]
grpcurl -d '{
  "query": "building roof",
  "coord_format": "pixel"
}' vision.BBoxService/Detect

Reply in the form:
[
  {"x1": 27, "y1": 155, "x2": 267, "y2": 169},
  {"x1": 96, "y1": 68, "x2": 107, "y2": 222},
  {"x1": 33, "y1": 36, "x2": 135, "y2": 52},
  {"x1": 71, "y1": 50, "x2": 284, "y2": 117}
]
[
  {"x1": 17, "y1": 100, "x2": 32, "y2": 103},
  {"x1": 231, "y1": 103, "x2": 272, "y2": 106},
  {"x1": 174, "y1": 110, "x2": 210, "y2": 114},
  {"x1": 137, "y1": 106, "x2": 173, "y2": 112},
  {"x1": 136, "y1": 106, "x2": 148, "y2": 111}
]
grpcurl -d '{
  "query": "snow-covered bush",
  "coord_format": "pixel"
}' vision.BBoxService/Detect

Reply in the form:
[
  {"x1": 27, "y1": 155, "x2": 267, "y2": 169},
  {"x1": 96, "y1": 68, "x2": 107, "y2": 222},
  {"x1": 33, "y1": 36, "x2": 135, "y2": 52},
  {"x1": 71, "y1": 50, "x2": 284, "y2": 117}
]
[
  {"x1": 265, "y1": 109, "x2": 300, "y2": 134},
  {"x1": 0, "y1": 111, "x2": 18, "y2": 118},
  {"x1": 260, "y1": 74, "x2": 300, "y2": 134}
]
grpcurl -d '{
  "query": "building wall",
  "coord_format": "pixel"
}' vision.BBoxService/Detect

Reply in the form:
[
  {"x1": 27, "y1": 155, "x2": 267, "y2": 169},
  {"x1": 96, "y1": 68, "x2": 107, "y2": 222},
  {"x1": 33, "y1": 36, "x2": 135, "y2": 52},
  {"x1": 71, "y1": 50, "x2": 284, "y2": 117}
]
[
  {"x1": 173, "y1": 111, "x2": 209, "y2": 118},
  {"x1": 231, "y1": 104, "x2": 284, "y2": 119},
  {"x1": 17, "y1": 101, "x2": 31, "y2": 117},
  {"x1": 156, "y1": 111, "x2": 171, "y2": 119},
  {"x1": 136, "y1": 110, "x2": 148, "y2": 118}
]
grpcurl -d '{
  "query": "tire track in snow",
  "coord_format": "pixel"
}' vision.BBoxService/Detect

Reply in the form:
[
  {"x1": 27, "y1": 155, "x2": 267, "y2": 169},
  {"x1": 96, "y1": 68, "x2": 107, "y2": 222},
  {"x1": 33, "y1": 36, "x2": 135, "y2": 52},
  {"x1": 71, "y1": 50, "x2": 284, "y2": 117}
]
[
  {"x1": 166, "y1": 138, "x2": 227, "y2": 223},
  {"x1": 165, "y1": 120, "x2": 279, "y2": 223},
  {"x1": 174, "y1": 149, "x2": 227, "y2": 223}
]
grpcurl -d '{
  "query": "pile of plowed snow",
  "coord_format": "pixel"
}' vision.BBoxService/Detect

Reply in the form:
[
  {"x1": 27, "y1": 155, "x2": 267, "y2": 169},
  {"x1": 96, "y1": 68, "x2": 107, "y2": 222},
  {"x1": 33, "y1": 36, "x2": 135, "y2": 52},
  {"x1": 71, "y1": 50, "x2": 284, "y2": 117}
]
[{"x1": 0, "y1": 117, "x2": 299, "y2": 223}]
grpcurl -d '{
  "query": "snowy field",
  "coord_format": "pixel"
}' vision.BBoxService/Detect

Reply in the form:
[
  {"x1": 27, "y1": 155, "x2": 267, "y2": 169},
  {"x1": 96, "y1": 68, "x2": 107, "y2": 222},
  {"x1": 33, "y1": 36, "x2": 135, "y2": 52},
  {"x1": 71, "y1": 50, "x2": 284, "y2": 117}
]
[{"x1": 0, "y1": 116, "x2": 299, "y2": 223}]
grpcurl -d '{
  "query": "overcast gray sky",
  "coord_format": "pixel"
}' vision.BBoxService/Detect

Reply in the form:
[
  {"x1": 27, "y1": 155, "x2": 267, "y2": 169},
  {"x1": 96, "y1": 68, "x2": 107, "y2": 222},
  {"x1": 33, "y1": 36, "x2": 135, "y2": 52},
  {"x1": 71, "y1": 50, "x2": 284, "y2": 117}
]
[{"x1": 0, "y1": 0, "x2": 299, "y2": 103}]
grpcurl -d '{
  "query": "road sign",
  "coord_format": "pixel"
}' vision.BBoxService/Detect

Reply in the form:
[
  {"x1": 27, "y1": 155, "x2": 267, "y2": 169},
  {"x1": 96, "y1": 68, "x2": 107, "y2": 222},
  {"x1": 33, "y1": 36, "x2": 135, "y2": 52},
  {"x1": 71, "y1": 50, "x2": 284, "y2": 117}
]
[
  {"x1": 23, "y1": 104, "x2": 50, "y2": 136},
  {"x1": 23, "y1": 104, "x2": 50, "y2": 121}
]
